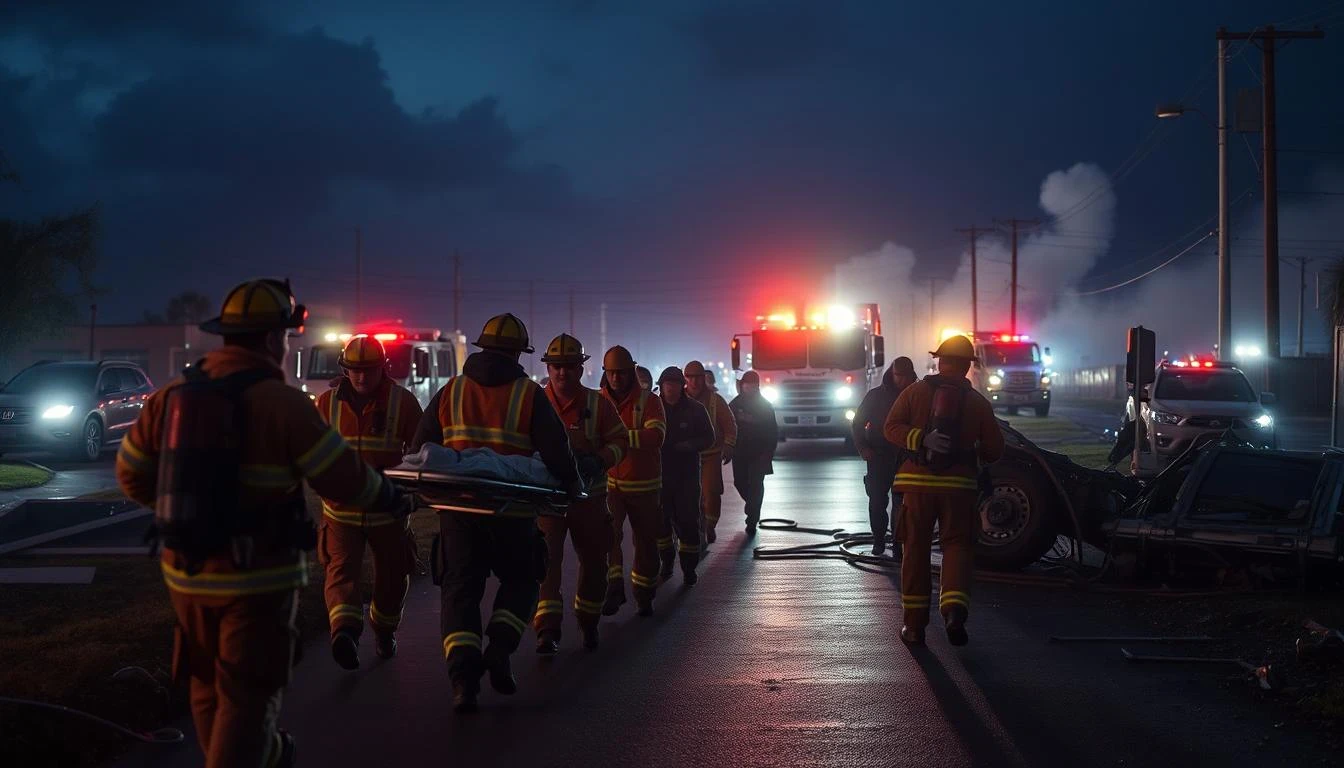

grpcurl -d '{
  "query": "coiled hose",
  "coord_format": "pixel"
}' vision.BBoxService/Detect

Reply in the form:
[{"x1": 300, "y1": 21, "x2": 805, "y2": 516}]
[{"x1": 0, "y1": 696, "x2": 184, "y2": 744}]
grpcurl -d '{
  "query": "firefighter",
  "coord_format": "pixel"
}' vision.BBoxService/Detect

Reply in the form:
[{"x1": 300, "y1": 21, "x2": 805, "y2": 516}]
[
  {"x1": 883, "y1": 335, "x2": 1004, "y2": 647},
  {"x1": 852, "y1": 356, "x2": 918, "y2": 558},
  {"x1": 409, "y1": 313, "x2": 583, "y2": 713},
  {"x1": 683, "y1": 360, "x2": 736, "y2": 545},
  {"x1": 728, "y1": 371, "x2": 778, "y2": 533},
  {"x1": 657, "y1": 366, "x2": 715, "y2": 583},
  {"x1": 636, "y1": 365, "x2": 654, "y2": 393},
  {"x1": 533, "y1": 334, "x2": 628, "y2": 654},
  {"x1": 116, "y1": 279, "x2": 410, "y2": 768},
  {"x1": 315, "y1": 334, "x2": 424, "y2": 669},
  {"x1": 600, "y1": 346, "x2": 668, "y2": 616}
]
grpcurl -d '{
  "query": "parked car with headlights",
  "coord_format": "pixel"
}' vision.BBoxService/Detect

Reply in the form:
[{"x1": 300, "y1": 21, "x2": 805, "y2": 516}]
[
  {"x1": 1124, "y1": 358, "x2": 1275, "y2": 468},
  {"x1": 0, "y1": 360, "x2": 155, "y2": 461}
]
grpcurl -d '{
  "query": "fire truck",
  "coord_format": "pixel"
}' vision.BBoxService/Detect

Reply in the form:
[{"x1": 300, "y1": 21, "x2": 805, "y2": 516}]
[
  {"x1": 938, "y1": 329, "x2": 1053, "y2": 417},
  {"x1": 291, "y1": 324, "x2": 467, "y2": 409},
  {"x1": 730, "y1": 304, "x2": 885, "y2": 441}
]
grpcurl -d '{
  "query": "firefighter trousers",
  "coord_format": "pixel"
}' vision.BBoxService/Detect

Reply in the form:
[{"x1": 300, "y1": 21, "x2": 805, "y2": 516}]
[
  {"x1": 318, "y1": 517, "x2": 415, "y2": 640},
  {"x1": 732, "y1": 457, "x2": 768, "y2": 526},
  {"x1": 661, "y1": 472, "x2": 703, "y2": 574},
  {"x1": 534, "y1": 496, "x2": 612, "y2": 639},
  {"x1": 898, "y1": 490, "x2": 977, "y2": 629},
  {"x1": 700, "y1": 456, "x2": 724, "y2": 536},
  {"x1": 864, "y1": 456, "x2": 900, "y2": 542},
  {"x1": 607, "y1": 489, "x2": 662, "y2": 607},
  {"x1": 439, "y1": 512, "x2": 545, "y2": 685},
  {"x1": 169, "y1": 589, "x2": 296, "y2": 768}
]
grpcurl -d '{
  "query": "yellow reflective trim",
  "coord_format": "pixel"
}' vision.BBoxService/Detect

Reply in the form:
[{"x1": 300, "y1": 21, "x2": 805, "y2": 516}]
[
  {"x1": 441, "y1": 426, "x2": 534, "y2": 451},
  {"x1": 630, "y1": 571, "x2": 657, "y2": 588},
  {"x1": 370, "y1": 598, "x2": 404, "y2": 629},
  {"x1": 573, "y1": 596, "x2": 602, "y2": 614},
  {"x1": 607, "y1": 565, "x2": 624, "y2": 579},
  {"x1": 449, "y1": 376, "x2": 466, "y2": 426},
  {"x1": 608, "y1": 477, "x2": 661, "y2": 493},
  {"x1": 297, "y1": 428, "x2": 348, "y2": 478},
  {"x1": 329, "y1": 604, "x2": 363, "y2": 621},
  {"x1": 161, "y1": 559, "x2": 308, "y2": 596},
  {"x1": 239, "y1": 464, "x2": 299, "y2": 490},
  {"x1": 489, "y1": 609, "x2": 527, "y2": 635},
  {"x1": 628, "y1": 429, "x2": 640, "y2": 450},
  {"x1": 894, "y1": 474, "x2": 977, "y2": 489},
  {"x1": 116, "y1": 441, "x2": 156, "y2": 475},
  {"x1": 643, "y1": 419, "x2": 666, "y2": 432},
  {"x1": 322, "y1": 503, "x2": 399, "y2": 527},
  {"x1": 505, "y1": 378, "x2": 528, "y2": 434},
  {"x1": 443, "y1": 631, "x2": 482, "y2": 656},
  {"x1": 678, "y1": 542, "x2": 700, "y2": 554},
  {"x1": 656, "y1": 536, "x2": 675, "y2": 547}
]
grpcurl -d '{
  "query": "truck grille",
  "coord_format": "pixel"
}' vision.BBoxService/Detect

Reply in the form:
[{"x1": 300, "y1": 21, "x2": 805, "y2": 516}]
[
  {"x1": 1183, "y1": 416, "x2": 1246, "y2": 429},
  {"x1": 1004, "y1": 371, "x2": 1038, "y2": 391},
  {"x1": 779, "y1": 379, "x2": 834, "y2": 409},
  {"x1": 0, "y1": 407, "x2": 33, "y2": 426}
]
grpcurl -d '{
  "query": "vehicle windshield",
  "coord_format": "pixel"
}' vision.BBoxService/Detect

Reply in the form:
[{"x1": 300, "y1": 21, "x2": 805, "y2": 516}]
[
  {"x1": 808, "y1": 329, "x2": 866, "y2": 370},
  {"x1": 1, "y1": 365, "x2": 97, "y2": 394},
  {"x1": 386, "y1": 345, "x2": 412, "y2": 379},
  {"x1": 305, "y1": 346, "x2": 343, "y2": 380},
  {"x1": 751, "y1": 330, "x2": 807, "y2": 370},
  {"x1": 1155, "y1": 370, "x2": 1257, "y2": 402},
  {"x1": 980, "y1": 343, "x2": 1039, "y2": 366}
]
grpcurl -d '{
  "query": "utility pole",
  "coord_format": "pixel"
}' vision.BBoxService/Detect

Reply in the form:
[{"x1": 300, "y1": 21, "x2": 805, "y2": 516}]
[
  {"x1": 354, "y1": 227, "x2": 363, "y2": 325},
  {"x1": 452, "y1": 251, "x2": 461, "y2": 332},
  {"x1": 600, "y1": 302, "x2": 608, "y2": 358},
  {"x1": 995, "y1": 218, "x2": 1039, "y2": 334},
  {"x1": 1298, "y1": 256, "x2": 1309, "y2": 357},
  {"x1": 1218, "y1": 26, "x2": 1324, "y2": 386},
  {"x1": 1217, "y1": 29, "x2": 1231, "y2": 360},
  {"x1": 956, "y1": 226, "x2": 991, "y2": 332},
  {"x1": 88, "y1": 304, "x2": 97, "y2": 359}
]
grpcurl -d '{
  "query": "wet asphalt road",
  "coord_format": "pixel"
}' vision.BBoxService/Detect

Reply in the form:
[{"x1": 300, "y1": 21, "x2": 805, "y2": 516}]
[{"x1": 112, "y1": 435, "x2": 1338, "y2": 768}]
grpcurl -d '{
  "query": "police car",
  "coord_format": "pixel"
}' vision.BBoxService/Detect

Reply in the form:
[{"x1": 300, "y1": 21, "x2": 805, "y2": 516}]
[{"x1": 1126, "y1": 356, "x2": 1276, "y2": 465}]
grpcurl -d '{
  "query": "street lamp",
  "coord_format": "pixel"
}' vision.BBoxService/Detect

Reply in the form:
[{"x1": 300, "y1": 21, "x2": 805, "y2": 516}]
[{"x1": 1155, "y1": 38, "x2": 1230, "y2": 361}]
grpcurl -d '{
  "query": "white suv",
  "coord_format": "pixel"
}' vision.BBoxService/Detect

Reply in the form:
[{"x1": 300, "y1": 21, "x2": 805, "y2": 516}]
[{"x1": 1128, "y1": 360, "x2": 1276, "y2": 465}]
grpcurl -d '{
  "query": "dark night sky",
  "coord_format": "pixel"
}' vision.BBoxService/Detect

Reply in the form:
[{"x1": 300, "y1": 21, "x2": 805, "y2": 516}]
[{"x1": 4, "y1": 0, "x2": 1343, "y2": 371}]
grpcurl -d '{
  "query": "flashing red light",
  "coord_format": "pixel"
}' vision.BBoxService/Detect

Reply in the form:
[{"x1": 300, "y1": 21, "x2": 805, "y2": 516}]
[
  {"x1": 845, "y1": 374, "x2": 854, "y2": 384},
  {"x1": 372, "y1": 332, "x2": 402, "y2": 342},
  {"x1": 1203, "y1": 361, "x2": 1214, "y2": 368},
  {"x1": 764, "y1": 376, "x2": 772, "y2": 384}
]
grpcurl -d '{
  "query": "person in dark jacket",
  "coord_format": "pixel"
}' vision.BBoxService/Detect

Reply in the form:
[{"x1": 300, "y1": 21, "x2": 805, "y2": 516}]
[
  {"x1": 410, "y1": 313, "x2": 582, "y2": 712},
  {"x1": 656, "y1": 366, "x2": 715, "y2": 585},
  {"x1": 852, "y1": 356, "x2": 918, "y2": 557},
  {"x1": 729, "y1": 371, "x2": 777, "y2": 534}
]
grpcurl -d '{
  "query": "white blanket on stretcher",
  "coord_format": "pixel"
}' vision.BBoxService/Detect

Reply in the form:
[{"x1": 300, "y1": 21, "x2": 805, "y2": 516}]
[{"x1": 398, "y1": 443, "x2": 559, "y2": 488}]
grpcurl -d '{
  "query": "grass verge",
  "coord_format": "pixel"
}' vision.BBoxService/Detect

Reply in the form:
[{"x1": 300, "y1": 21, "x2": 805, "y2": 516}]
[
  {"x1": 0, "y1": 461, "x2": 54, "y2": 491},
  {"x1": 0, "y1": 491, "x2": 440, "y2": 767}
]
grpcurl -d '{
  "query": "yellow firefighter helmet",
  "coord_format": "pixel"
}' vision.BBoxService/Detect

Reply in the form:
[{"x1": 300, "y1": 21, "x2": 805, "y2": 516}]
[
  {"x1": 930, "y1": 335, "x2": 977, "y2": 360},
  {"x1": 200, "y1": 279, "x2": 308, "y2": 336},
  {"x1": 475, "y1": 313, "x2": 534, "y2": 353},
  {"x1": 338, "y1": 334, "x2": 388, "y2": 369},
  {"x1": 541, "y1": 333, "x2": 589, "y2": 364},
  {"x1": 602, "y1": 345, "x2": 636, "y2": 371}
]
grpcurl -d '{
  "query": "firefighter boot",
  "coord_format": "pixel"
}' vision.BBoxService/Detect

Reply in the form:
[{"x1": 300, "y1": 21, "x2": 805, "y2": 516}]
[
  {"x1": 483, "y1": 643, "x2": 518, "y2": 695},
  {"x1": 536, "y1": 631, "x2": 560, "y2": 656},
  {"x1": 331, "y1": 628, "x2": 360, "y2": 671},
  {"x1": 602, "y1": 580, "x2": 626, "y2": 616},
  {"x1": 680, "y1": 552, "x2": 699, "y2": 587},
  {"x1": 581, "y1": 625, "x2": 600, "y2": 651},
  {"x1": 944, "y1": 605, "x2": 969, "y2": 646},
  {"x1": 375, "y1": 632, "x2": 397, "y2": 660},
  {"x1": 452, "y1": 680, "x2": 479, "y2": 714},
  {"x1": 900, "y1": 625, "x2": 926, "y2": 646},
  {"x1": 275, "y1": 729, "x2": 297, "y2": 768},
  {"x1": 658, "y1": 542, "x2": 676, "y2": 581},
  {"x1": 872, "y1": 531, "x2": 886, "y2": 558}
]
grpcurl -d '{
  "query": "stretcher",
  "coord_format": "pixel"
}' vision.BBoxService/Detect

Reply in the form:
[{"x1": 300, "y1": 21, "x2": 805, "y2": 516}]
[{"x1": 384, "y1": 466, "x2": 583, "y2": 518}]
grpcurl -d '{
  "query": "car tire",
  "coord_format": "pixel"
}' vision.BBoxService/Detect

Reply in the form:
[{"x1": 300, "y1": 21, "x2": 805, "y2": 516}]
[
  {"x1": 73, "y1": 417, "x2": 104, "y2": 462},
  {"x1": 975, "y1": 459, "x2": 1059, "y2": 571},
  {"x1": 1035, "y1": 402, "x2": 1050, "y2": 417}
]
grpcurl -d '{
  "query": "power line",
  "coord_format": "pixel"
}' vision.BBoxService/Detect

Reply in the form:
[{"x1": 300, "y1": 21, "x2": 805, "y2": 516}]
[{"x1": 1069, "y1": 230, "x2": 1217, "y2": 296}]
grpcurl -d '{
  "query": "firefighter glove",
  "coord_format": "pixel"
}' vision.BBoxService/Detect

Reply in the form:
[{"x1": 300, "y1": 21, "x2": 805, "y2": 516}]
[{"x1": 923, "y1": 430, "x2": 953, "y2": 454}]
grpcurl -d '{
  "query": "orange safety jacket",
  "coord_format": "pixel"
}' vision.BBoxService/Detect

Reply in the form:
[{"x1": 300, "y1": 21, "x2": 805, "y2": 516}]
[
  {"x1": 316, "y1": 377, "x2": 423, "y2": 526},
  {"x1": 437, "y1": 376, "x2": 538, "y2": 457},
  {"x1": 603, "y1": 386, "x2": 666, "y2": 493},
  {"x1": 116, "y1": 346, "x2": 394, "y2": 597},
  {"x1": 545, "y1": 384, "x2": 628, "y2": 494},
  {"x1": 695, "y1": 390, "x2": 737, "y2": 459},
  {"x1": 882, "y1": 376, "x2": 1004, "y2": 494}
]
